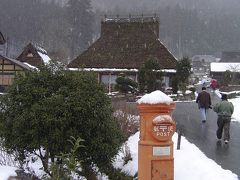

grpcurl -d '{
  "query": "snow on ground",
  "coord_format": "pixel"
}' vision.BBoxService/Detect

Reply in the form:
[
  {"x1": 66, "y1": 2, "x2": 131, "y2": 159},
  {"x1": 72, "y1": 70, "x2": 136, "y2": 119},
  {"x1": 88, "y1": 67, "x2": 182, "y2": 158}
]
[
  {"x1": 2, "y1": 131, "x2": 238, "y2": 180},
  {"x1": 227, "y1": 97, "x2": 240, "y2": 123},
  {"x1": 1, "y1": 90, "x2": 240, "y2": 179},
  {"x1": 214, "y1": 89, "x2": 240, "y2": 123},
  {"x1": 0, "y1": 165, "x2": 17, "y2": 180},
  {"x1": 113, "y1": 132, "x2": 238, "y2": 180},
  {"x1": 195, "y1": 89, "x2": 240, "y2": 123}
]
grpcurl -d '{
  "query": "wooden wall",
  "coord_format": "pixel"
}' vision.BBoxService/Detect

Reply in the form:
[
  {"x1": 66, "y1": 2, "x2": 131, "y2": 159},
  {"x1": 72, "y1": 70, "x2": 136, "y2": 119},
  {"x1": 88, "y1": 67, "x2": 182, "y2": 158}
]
[{"x1": 0, "y1": 57, "x2": 24, "y2": 91}]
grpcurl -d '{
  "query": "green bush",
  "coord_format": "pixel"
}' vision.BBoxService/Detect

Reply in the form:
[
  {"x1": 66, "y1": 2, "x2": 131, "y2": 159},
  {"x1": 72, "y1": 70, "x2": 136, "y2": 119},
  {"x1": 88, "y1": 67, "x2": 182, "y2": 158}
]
[
  {"x1": 115, "y1": 76, "x2": 138, "y2": 93},
  {"x1": 0, "y1": 62, "x2": 125, "y2": 178},
  {"x1": 188, "y1": 86, "x2": 196, "y2": 93},
  {"x1": 138, "y1": 57, "x2": 163, "y2": 93}
]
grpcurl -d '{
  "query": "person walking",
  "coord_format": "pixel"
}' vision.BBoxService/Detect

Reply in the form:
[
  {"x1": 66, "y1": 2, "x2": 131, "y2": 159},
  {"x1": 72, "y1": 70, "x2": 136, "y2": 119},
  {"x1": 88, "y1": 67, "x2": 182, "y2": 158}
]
[
  {"x1": 213, "y1": 94, "x2": 234, "y2": 144},
  {"x1": 196, "y1": 87, "x2": 212, "y2": 123},
  {"x1": 210, "y1": 79, "x2": 218, "y2": 91}
]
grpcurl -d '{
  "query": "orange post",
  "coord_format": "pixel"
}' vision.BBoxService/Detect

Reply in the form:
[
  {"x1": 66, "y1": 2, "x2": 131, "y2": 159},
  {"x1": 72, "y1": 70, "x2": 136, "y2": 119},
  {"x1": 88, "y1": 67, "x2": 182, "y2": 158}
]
[{"x1": 137, "y1": 92, "x2": 176, "y2": 180}]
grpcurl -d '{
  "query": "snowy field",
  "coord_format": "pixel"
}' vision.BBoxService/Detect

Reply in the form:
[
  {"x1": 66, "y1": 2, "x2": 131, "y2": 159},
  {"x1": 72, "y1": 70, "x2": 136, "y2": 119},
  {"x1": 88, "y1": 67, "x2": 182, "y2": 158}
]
[
  {"x1": 1, "y1": 131, "x2": 238, "y2": 180},
  {"x1": 0, "y1": 90, "x2": 240, "y2": 179}
]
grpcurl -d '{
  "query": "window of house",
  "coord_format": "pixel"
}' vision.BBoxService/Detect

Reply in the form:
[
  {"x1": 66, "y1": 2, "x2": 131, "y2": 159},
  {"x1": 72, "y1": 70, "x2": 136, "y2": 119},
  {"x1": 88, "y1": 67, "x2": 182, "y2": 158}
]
[
  {"x1": 162, "y1": 76, "x2": 170, "y2": 87},
  {"x1": 101, "y1": 75, "x2": 110, "y2": 85},
  {"x1": 101, "y1": 74, "x2": 118, "y2": 85},
  {"x1": 26, "y1": 51, "x2": 34, "y2": 57}
]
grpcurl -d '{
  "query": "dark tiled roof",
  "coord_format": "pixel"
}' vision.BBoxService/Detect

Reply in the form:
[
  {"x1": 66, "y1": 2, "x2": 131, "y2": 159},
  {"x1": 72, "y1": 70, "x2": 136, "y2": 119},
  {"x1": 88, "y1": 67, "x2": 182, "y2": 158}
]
[{"x1": 68, "y1": 19, "x2": 177, "y2": 69}]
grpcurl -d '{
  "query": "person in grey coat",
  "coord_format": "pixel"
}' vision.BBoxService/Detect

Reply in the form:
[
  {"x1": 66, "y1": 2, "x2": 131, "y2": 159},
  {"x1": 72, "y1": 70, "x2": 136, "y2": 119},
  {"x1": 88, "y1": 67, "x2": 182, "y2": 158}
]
[{"x1": 213, "y1": 94, "x2": 234, "y2": 144}]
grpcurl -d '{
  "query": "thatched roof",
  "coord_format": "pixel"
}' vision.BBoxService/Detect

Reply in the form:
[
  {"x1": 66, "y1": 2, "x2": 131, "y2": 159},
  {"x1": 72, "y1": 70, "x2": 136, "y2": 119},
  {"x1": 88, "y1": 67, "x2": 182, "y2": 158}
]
[
  {"x1": 67, "y1": 17, "x2": 177, "y2": 69},
  {"x1": 17, "y1": 43, "x2": 51, "y2": 67}
]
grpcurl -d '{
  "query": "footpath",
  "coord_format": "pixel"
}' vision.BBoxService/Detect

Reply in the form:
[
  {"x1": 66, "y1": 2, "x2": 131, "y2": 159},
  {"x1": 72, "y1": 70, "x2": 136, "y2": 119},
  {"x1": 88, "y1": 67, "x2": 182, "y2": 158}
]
[{"x1": 172, "y1": 92, "x2": 240, "y2": 178}]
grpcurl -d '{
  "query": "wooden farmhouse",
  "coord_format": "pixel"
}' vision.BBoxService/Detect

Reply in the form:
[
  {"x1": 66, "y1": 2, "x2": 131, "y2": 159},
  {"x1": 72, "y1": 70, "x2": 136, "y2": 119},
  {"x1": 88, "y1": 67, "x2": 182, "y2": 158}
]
[
  {"x1": 0, "y1": 55, "x2": 31, "y2": 92},
  {"x1": 0, "y1": 32, "x2": 30, "y2": 92},
  {"x1": 0, "y1": 37, "x2": 51, "y2": 92},
  {"x1": 67, "y1": 16, "x2": 177, "y2": 92},
  {"x1": 17, "y1": 43, "x2": 51, "y2": 67},
  {"x1": 0, "y1": 33, "x2": 51, "y2": 92}
]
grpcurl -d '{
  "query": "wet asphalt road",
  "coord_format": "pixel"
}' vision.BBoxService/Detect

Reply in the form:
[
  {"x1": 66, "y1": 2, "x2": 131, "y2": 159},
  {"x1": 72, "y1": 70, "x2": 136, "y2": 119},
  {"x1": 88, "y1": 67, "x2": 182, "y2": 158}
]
[{"x1": 172, "y1": 91, "x2": 240, "y2": 178}]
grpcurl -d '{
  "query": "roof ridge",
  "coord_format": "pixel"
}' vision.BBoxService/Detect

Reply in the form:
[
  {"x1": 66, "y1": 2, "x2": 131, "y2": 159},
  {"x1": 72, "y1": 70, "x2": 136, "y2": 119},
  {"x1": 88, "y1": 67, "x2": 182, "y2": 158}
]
[
  {"x1": 33, "y1": 43, "x2": 48, "y2": 55},
  {"x1": 102, "y1": 14, "x2": 159, "y2": 23}
]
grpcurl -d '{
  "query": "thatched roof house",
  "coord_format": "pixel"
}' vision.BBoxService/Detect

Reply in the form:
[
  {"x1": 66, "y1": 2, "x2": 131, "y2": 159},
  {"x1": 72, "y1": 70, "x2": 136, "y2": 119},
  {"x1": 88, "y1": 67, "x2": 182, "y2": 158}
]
[
  {"x1": 68, "y1": 16, "x2": 176, "y2": 69},
  {"x1": 67, "y1": 16, "x2": 177, "y2": 92},
  {"x1": 17, "y1": 43, "x2": 51, "y2": 67}
]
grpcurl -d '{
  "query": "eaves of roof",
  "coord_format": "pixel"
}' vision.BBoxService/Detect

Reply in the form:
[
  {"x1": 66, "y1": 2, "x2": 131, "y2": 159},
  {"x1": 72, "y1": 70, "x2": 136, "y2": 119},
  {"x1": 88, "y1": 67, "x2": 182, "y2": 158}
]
[{"x1": 0, "y1": 55, "x2": 31, "y2": 70}]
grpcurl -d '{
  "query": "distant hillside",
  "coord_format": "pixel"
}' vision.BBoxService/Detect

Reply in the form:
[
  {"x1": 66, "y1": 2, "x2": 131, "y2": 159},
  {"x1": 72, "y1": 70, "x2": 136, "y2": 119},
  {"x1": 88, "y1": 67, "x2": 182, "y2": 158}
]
[
  {"x1": 1, "y1": 0, "x2": 240, "y2": 61},
  {"x1": 91, "y1": 0, "x2": 240, "y2": 15}
]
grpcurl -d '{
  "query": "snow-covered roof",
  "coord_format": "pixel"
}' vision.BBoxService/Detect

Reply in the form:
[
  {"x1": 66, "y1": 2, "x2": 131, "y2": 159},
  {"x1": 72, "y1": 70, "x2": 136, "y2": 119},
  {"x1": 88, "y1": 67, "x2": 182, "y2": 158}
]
[
  {"x1": 0, "y1": 55, "x2": 31, "y2": 70},
  {"x1": 137, "y1": 90, "x2": 173, "y2": 104},
  {"x1": 34, "y1": 44, "x2": 51, "y2": 64},
  {"x1": 23, "y1": 62, "x2": 38, "y2": 70},
  {"x1": 37, "y1": 51, "x2": 51, "y2": 64},
  {"x1": 69, "y1": 68, "x2": 138, "y2": 72},
  {"x1": 160, "y1": 69, "x2": 176, "y2": 73},
  {"x1": 103, "y1": 15, "x2": 159, "y2": 23},
  {"x1": 68, "y1": 68, "x2": 176, "y2": 73},
  {"x1": 211, "y1": 62, "x2": 240, "y2": 72},
  {"x1": 17, "y1": 43, "x2": 51, "y2": 66},
  {"x1": 35, "y1": 45, "x2": 47, "y2": 54}
]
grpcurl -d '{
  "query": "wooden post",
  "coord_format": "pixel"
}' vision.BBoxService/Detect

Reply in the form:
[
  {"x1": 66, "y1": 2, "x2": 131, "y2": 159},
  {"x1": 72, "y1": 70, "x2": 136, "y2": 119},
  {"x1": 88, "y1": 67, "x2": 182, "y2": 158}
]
[{"x1": 177, "y1": 130, "x2": 182, "y2": 150}]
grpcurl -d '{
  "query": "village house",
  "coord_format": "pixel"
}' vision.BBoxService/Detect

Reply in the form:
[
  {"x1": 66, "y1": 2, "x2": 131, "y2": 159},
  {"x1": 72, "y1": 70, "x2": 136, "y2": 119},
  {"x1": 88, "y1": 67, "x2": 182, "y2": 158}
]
[
  {"x1": 0, "y1": 34, "x2": 51, "y2": 92},
  {"x1": 17, "y1": 43, "x2": 51, "y2": 67},
  {"x1": 0, "y1": 31, "x2": 30, "y2": 92},
  {"x1": 67, "y1": 15, "x2": 177, "y2": 92},
  {"x1": 210, "y1": 51, "x2": 240, "y2": 85},
  {"x1": 210, "y1": 62, "x2": 240, "y2": 85},
  {"x1": 191, "y1": 55, "x2": 217, "y2": 78},
  {"x1": 0, "y1": 55, "x2": 31, "y2": 92}
]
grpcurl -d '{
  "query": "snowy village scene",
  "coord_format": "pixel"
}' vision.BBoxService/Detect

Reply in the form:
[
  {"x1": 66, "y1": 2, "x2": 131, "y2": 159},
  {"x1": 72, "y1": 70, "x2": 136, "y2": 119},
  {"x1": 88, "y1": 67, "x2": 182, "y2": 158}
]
[{"x1": 1, "y1": 0, "x2": 240, "y2": 179}]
